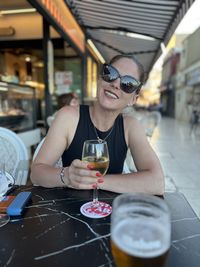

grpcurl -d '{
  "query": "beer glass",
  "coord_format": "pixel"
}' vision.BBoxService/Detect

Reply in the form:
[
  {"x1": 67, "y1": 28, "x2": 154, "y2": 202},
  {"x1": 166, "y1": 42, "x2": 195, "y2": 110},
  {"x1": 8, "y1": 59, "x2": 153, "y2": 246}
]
[{"x1": 111, "y1": 193, "x2": 171, "y2": 267}]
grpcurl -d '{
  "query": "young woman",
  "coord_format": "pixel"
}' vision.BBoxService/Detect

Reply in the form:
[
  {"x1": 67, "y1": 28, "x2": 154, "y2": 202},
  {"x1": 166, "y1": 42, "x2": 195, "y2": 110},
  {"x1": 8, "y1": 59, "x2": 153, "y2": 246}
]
[{"x1": 31, "y1": 55, "x2": 164, "y2": 195}]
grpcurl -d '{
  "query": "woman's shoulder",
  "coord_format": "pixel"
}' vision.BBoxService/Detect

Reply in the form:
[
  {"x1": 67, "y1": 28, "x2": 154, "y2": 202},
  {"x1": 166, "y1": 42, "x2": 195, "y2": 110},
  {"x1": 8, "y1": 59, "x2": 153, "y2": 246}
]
[
  {"x1": 123, "y1": 114, "x2": 141, "y2": 128},
  {"x1": 123, "y1": 114, "x2": 146, "y2": 140},
  {"x1": 56, "y1": 105, "x2": 80, "y2": 120}
]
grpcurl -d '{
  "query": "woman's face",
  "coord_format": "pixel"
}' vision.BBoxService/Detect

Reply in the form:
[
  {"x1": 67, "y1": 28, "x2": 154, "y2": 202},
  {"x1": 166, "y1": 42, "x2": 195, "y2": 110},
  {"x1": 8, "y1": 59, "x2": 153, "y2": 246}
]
[{"x1": 97, "y1": 58, "x2": 140, "y2": 111}]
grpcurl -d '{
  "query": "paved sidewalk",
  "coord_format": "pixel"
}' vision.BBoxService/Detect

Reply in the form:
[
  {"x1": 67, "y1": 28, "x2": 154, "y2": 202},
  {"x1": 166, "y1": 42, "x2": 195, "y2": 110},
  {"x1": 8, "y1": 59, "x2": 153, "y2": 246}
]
[{"x1": 150, "y1": 117, "x2": 200, "y2": 218}]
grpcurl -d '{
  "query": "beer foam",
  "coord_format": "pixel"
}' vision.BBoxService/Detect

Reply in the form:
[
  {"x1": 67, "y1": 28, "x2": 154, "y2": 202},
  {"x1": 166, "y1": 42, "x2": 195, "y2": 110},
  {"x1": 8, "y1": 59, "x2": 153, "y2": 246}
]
[
  {"x1": 112, "y1": 218, "x2": 170, "y2": 258},
  {"x1": 131, "y1": 238, "x2": 161, "y2": 250}
]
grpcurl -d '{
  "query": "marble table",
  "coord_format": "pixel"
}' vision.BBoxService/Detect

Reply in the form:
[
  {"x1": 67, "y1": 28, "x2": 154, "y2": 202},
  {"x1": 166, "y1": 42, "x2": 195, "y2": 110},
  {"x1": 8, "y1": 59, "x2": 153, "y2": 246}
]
[{"x1": 1, "y1": 186, "x2": 200, "y2": 267}]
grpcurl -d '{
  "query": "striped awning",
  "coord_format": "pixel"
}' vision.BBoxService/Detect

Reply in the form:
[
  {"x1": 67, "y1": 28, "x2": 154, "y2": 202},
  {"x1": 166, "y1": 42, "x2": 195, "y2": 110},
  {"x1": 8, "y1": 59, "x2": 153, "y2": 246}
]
[{"x1": 65, "y1": 0, "x2": 195, "y2": 74}]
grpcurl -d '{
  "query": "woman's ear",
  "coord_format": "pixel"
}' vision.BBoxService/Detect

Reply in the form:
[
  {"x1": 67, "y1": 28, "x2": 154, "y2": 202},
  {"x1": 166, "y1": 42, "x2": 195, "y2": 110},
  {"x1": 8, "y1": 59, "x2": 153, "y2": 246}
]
[{"x1": 128, "y1": 93, "x2": 138, "y2": 106}]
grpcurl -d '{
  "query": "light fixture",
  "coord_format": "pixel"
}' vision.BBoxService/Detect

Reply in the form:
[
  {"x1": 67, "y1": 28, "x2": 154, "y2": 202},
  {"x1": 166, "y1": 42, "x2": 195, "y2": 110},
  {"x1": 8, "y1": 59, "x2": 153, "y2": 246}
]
[
  {"x1": 87, "y1": 39, "x2": 105, "y2": 64},
  {"x1": 100, "y1": 29, "x2": 156, "y2": 41},
  {"x1": 160, "y1": 42, "x2": 166, "y2": 53},
  {"x1": 25, "y1": 56, "x2": 31, "y2": 62},
  {"x1": 0, "y1": 8, "x2": 36, "y2": 15},
  {"x1": 126, "y1": 32, "x2": 156, "y2": 41}
]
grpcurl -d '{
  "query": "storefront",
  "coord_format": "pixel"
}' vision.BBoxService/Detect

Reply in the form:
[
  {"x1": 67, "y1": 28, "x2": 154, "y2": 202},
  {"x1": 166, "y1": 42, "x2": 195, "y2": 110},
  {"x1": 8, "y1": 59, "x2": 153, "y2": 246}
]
[{"x1": 186, "y1": 67, "x2": 200, "y2": 110}]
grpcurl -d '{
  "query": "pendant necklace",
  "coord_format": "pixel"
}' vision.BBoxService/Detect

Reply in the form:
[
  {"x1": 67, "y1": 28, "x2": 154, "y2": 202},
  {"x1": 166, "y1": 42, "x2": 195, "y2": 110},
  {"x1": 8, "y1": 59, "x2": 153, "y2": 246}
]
[{"x1": 93, "y1": 124, "x2": 114, "y2": 143}]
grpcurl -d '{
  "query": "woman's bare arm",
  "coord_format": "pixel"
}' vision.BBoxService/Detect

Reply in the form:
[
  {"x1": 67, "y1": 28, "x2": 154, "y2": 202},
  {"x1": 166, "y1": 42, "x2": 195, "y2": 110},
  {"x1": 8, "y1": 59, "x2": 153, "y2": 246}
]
[{"x1": 31, "y1": 106, "x2": 101, "y2": 188}]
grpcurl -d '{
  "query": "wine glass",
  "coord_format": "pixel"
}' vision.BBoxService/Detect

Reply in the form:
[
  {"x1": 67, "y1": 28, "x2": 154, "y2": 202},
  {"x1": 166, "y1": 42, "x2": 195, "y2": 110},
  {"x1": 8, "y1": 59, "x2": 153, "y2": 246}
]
[{"x1": 80, "y1": 140, "x2": 112, "y2": 218}]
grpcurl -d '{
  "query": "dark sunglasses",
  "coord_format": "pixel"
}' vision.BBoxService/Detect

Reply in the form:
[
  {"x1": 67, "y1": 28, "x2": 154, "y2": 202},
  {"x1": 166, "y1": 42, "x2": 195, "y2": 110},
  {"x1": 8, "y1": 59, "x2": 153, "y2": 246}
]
[{"x1": 101, "y1": 64, "x2": 142, "y2": 94}]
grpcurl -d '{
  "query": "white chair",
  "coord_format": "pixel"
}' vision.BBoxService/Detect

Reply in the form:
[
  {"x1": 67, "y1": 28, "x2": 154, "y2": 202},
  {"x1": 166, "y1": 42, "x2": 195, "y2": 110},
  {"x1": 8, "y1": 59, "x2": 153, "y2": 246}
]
[
  {"x1": 32, "y1": 138, "x2": 62, "y2": 167},
  {"x1": 123, "y1": 149, "x2": 137, "y2": 173},
  {"x1": 0, "y1": 127, "x2": 29, "y2": 185},
  {"x1": 140, "y1": 111, "x2": 161, "y2": 138},
  {"x1": 123, "y1": 111, "x2": 162, "y2": 173}
]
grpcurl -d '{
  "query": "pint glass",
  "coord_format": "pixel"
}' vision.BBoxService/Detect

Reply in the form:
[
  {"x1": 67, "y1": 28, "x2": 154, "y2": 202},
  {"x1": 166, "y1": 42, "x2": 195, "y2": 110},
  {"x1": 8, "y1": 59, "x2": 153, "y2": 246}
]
[{"x1": 111, "y1": 193, "x2": 171, "y2": 267}]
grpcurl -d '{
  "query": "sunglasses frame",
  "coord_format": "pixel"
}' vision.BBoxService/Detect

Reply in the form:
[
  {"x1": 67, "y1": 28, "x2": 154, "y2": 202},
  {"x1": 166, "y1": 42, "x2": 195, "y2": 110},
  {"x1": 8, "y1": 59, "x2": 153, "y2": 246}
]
[{"x1": 101, "y1": 64, "x2": 142, "y2": 94}]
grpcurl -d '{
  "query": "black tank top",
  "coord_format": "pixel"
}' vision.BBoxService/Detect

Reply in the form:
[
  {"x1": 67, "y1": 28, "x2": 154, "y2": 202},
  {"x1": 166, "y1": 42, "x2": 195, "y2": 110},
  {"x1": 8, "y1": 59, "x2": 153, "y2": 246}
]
[{"x1": 62, "y1": 105, "x2": 127, "y2": 174}]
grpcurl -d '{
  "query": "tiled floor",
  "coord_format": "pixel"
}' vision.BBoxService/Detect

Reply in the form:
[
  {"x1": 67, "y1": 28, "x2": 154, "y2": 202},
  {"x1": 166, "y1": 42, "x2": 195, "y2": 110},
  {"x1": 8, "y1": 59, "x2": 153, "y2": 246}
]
[{"x1": 150, "y1": 117, "x2": 200, "y2": 218}]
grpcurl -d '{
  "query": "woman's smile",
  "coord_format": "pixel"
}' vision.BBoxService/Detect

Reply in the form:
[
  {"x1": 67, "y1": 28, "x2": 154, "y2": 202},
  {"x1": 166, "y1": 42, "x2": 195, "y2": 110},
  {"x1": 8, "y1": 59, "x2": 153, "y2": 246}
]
[{"x1": 104, "y1": 89, "x2": 119, "y2": 99}]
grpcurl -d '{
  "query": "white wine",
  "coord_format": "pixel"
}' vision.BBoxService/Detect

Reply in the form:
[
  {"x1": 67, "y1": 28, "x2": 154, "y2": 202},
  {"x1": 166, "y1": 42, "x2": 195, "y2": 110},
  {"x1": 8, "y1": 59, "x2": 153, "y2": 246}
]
[{"x1": 82, "y1": 156, "x2": 109, "y2": 176}]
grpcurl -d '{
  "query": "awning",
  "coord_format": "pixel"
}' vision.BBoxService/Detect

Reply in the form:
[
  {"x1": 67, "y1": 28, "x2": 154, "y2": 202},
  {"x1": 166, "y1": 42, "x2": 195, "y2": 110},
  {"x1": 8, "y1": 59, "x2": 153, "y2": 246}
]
[{"x1": 65, "y1": 0, "x2": 195, "y2": 74}]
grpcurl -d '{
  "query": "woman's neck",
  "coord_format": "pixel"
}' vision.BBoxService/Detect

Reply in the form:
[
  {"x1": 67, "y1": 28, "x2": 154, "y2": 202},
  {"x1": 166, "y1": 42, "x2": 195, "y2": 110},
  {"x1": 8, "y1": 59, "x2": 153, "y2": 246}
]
[{"x1": 89, "y1": 103, "x2": 120, "y2": 131}]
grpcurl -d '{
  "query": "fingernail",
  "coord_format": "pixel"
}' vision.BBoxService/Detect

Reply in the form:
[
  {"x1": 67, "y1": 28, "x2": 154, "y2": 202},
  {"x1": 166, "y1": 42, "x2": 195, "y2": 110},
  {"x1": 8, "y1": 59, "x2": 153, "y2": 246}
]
[
  {"x1": 96, "y1": 172, "x2": 101, "y2": 177},
  {"x1": 98, "y1": 178, "x2": 104, "y2": 183},
  {"x1": 92, "y1": 184, "x2": 97, "y2": 189}
]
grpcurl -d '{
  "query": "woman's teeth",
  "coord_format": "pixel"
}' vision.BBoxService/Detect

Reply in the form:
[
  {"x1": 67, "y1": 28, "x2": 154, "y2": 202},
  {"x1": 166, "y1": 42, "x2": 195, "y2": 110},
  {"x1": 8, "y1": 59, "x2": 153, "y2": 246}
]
[{"x1": 105, "y1": 90, "x2": 118, "y2": 99}]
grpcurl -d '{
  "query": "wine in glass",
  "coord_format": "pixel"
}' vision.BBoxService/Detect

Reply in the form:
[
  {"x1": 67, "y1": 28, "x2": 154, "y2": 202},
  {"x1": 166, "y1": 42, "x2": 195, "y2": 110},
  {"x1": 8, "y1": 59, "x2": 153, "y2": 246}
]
[{"x1": 80, "y1": 140, "x2": 112, "y2": 218}]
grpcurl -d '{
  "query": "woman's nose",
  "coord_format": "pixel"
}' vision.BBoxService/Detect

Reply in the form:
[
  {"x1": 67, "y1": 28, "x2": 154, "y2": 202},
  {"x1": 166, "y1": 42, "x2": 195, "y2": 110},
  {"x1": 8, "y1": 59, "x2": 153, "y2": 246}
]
[{"x1": 110, "y1": 78, "x2": 120, "y2": 90}]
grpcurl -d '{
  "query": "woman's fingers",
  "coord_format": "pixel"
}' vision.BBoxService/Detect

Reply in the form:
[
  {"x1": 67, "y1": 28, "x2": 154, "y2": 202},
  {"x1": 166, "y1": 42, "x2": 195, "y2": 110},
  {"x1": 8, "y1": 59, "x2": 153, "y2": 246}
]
[
  {"x1": 68, "y1": 159, "x2": 104, "y2": 190},
  {"x1": 71, "y1": 180, "x2": 97, "y2": 190}
]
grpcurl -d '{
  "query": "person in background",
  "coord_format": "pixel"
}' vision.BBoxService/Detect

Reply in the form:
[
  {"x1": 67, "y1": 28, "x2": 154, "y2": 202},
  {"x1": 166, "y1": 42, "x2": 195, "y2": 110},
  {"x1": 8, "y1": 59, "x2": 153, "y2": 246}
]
[
  {"x1": 47, "y1": 92, "x2": 80, "y2": 126},
  {"x1": 31, "y1": 54, "x2": 164, "y2": 195},
  {"x1": 57, "y1": 92, "x2": 80, "y2": 109}
]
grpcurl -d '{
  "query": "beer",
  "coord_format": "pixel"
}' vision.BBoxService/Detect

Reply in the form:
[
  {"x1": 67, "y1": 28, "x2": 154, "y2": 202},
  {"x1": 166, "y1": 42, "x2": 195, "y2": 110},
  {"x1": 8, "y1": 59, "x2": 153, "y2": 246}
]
[
  {"x1": 82, "y1": 156, "x2": 109, "y2": 176},
  {"x1": 111, "y1": 218, "x2": 170, "y2": 267},
  {"x1": 111, "y1": 194, "x2": 171, "y2": 267}
]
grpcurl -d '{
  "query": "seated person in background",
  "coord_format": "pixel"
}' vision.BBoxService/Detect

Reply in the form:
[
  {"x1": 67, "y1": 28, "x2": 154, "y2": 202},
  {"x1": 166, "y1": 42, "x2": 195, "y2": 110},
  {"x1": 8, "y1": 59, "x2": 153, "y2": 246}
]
[
  {"x1": 57, "y1": 92, "x2": 80, "y2": 109},
  {"x1": 31, "y1": 54, "x2": 164, "y2": 195},
  {"x1": 47, "y1": 92, "x2": 80, "y2": 126}
]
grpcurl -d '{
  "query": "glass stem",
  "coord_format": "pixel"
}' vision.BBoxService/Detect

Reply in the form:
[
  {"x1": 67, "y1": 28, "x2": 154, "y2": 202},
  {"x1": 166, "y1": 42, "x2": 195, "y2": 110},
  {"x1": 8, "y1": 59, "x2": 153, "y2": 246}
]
[{"x1": 93, "y1": 187, "x2": 99, "y2": 204}]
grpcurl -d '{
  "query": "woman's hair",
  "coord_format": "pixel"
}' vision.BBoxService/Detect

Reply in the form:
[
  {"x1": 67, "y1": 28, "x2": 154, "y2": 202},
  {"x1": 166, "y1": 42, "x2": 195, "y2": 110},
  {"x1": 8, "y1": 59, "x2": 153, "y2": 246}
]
[{"x1": 109, "y1": 54, "x2": 147, "y2": 87}]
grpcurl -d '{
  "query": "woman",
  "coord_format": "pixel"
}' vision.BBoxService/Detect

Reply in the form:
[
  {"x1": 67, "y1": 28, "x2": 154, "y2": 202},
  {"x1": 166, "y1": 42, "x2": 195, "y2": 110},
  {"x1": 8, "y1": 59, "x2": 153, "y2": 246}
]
[{"x1": 31, "y1": 55, "x2": 164, "y2": 195}]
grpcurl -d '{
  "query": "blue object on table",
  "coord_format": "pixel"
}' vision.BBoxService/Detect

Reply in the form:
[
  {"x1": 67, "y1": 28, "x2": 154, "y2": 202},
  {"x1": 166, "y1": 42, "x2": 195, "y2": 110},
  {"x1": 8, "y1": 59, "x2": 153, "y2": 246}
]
[{"x1": 7, "y1": 192, "x2": 32, "y2": 216}]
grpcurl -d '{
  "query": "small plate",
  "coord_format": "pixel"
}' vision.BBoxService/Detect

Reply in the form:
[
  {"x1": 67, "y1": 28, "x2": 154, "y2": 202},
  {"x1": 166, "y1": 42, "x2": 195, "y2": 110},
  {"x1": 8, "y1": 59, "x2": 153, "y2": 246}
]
[{"x1": 80, "y1": 201, "x2": 112, "y2": 219}]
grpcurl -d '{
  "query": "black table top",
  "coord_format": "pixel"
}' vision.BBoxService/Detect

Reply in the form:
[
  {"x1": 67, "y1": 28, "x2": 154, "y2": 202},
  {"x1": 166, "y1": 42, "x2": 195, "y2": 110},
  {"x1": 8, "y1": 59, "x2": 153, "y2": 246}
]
[{"x1": 1, "y1": 186, "x2": 200, "y2": 267}]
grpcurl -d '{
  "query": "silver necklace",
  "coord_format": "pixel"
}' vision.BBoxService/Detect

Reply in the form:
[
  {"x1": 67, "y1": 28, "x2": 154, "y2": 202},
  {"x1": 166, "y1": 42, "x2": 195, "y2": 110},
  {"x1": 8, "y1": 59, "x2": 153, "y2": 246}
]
[{"x1": 93, "y1": 124, "x2": 114, "y2": 143}]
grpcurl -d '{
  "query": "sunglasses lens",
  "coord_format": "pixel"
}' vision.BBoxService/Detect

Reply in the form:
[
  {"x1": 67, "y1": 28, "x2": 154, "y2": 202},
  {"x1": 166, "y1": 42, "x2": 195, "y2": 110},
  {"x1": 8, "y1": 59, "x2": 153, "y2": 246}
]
[
  {"x1": 121, "y1": 76, "x2": 140, "y2": 94},
  {"x1": 102, "y1": 65, "x2": 119, "y2": 82},
  {"x1": 102, "y1": 64, "x2": 141, "y2": 94}
]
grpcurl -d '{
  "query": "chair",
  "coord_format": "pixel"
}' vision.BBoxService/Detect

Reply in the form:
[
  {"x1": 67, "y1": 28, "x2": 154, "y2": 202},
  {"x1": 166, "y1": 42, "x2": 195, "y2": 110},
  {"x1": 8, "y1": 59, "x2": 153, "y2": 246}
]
[
  {"x1": 0, "y1": 127, "x2": 29, "y2": 185},
  {"x1": 32, "y1": 138, "x2": 62, "y2": 167},
  {"x1": 123, "y1": 111, "x2": 162, "y2": 173},
  {"x1": 140, "y1": 111, "x2": 161, "y2": 138},
  {"x1": 123, "y1": 149, "x2": 137, "y2": 173}
]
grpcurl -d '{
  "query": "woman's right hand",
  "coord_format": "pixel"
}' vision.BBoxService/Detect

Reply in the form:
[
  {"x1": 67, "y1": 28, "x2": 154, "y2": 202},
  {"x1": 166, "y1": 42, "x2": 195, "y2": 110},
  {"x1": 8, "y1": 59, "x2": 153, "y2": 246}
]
[{"x1": 64, "y1": 159, "x2": 103, "y2": 190}]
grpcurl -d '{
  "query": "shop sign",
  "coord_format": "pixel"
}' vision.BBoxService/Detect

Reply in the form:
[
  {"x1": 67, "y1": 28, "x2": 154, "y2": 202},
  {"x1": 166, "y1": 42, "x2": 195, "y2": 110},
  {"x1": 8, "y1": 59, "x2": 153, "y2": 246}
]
[
  {"x1": 56, "y1": 84, "x2": 70, "y2": 95},
  {"x1": 35, "y1": 0, "x2": 85, "y2": 53},
  {"x1": 186, "y1": 67, "x2": 200, "y2": 86},
  {"x1": 55, "y1": 71, "x2": 73, "y2": 85}
]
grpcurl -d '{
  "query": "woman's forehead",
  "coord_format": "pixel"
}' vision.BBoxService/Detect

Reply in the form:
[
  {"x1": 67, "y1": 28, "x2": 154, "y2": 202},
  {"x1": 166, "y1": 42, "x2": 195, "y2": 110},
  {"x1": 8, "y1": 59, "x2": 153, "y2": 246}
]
[{"x1": 112, "y1": 58, "x2": 140, "y2": 78}]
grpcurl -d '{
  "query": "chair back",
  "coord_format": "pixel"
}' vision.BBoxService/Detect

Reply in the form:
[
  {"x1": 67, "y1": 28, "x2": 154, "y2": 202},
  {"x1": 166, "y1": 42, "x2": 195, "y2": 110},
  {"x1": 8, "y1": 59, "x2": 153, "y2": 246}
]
[
  {"x1": 123, "y1": 111, "x2": 162, "y2": 173},
  {"x1": 140, "y1": 111, "x2": 161, "y2": 137},
  {"x1": 0, "y1": 127, "x2": 29, "y2": 185}
]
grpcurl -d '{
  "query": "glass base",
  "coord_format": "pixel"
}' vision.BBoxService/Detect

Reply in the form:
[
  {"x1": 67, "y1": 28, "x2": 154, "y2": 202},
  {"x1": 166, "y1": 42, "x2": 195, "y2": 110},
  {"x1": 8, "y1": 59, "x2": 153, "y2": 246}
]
[
  {"x1": 0, "y1": 214, "x2": 10, "y2": 228},
  {"x1": 80, "y1": 201, "x2": 112, "y2": 218}
]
